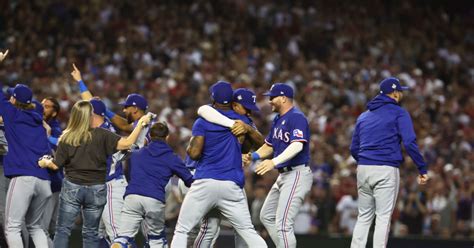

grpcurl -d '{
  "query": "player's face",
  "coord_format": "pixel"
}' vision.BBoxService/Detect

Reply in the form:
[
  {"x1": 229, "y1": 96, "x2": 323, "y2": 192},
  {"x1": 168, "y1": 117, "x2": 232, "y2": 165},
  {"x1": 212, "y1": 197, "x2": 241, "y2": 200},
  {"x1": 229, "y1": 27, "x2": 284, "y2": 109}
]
[
  {"x1": 123, "y1": 106, "x2": 137, "y2": 123},
  {"x1": 41, "y1": 99, "x2": 57, "y2": 121},
  {"x1": 232, "y1": 102, "x2": 250, "y2": 116},
  {"x1": 269, "y1": 96, "x2": 283, "y2": 112}
]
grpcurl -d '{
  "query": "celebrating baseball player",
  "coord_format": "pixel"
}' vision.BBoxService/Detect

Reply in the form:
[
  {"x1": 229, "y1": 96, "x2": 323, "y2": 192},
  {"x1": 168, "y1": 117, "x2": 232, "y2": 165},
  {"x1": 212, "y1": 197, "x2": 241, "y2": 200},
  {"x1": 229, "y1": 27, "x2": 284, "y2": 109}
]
[
  {"x1": 111, "y1": 122, "x2": 194, "y2": 248},
  {"x1": 0, "y1": 51, "x2": 53, "y2": 247},
  {"x1": 350, "y1": 77, "x2": 429, "y2": 248},
  {"x1": 244, "y1": 83, "x2": 313, "y2": 248},
  {"x1": 170, "y1": 81, "x2": 267, "y2": 248}
]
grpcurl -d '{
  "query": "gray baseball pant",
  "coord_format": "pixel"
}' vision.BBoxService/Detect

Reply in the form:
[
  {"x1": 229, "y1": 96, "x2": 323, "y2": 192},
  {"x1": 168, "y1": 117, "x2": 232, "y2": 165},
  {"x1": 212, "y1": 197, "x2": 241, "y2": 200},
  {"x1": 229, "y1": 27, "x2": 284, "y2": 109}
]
[
  {"x1": 260, "y1": 165, "x2": 313, "y2": 248},
  {"x1": 5, "y1": 176, "x2": 52, "y2": 248},
  {"x1": 114, "y1": 194, "x2": 167, "y2": 247},
  {"x1": 351, "y1": 165, "x2": 400, "y2": 248},
  {"x1": 171, "y1": 179, "x2": 267, "y2": 248}
]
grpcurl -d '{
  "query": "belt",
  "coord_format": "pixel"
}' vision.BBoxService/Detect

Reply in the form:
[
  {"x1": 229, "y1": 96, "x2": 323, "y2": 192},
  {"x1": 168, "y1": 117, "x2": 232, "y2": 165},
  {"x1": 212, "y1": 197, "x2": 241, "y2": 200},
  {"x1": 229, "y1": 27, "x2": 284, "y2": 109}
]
[{"x1": 277, "y1": 164, "x2": 307, "y2": 173}]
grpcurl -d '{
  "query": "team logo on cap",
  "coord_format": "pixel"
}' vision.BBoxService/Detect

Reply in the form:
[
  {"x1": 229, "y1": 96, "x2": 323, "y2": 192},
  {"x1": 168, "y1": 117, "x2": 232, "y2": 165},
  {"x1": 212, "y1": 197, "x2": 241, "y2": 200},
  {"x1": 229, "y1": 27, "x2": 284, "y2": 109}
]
[
  {"x1": 293, "y1": 129, "x2": 304, "y2": 138},
  {"x1": 392, "y1": 84, "x2": 396, "y2": 89},
  {"x1": 237, "y1": 95, "x2": 243, "y2": 100}
]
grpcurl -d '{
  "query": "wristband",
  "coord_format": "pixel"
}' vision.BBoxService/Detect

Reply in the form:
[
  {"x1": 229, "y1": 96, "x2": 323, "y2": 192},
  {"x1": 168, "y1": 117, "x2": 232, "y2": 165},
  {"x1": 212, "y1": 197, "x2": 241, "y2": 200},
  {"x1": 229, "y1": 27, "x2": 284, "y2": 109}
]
[
  {"x1": 105, "y1": 109, "x2": 116, "y2": 119},
  {"x1": 251, "y1": 152, "x2": 260, "y2": 161},
  {"x1": 78, "y1": 80, "x2": 88, "y2": 93},
  {"x1": 48, "y1": 136, "x2": 58, "y2": 146}
]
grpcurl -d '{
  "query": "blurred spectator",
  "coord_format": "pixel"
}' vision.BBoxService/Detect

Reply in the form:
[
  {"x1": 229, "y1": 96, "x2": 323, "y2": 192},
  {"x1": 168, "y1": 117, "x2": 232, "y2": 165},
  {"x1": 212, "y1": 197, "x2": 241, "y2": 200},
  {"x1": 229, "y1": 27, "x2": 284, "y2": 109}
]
[{"x1": 294, "y1": 195, "x2": 318, "y2": 235}]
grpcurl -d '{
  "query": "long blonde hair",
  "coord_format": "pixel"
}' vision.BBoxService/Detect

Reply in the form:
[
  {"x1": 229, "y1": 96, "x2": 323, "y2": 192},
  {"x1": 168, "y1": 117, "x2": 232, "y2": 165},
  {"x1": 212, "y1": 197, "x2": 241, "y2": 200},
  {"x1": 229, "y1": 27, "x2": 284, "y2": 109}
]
[{"x1": 59, "y1": 100, "x2": 92, "y2": 146}]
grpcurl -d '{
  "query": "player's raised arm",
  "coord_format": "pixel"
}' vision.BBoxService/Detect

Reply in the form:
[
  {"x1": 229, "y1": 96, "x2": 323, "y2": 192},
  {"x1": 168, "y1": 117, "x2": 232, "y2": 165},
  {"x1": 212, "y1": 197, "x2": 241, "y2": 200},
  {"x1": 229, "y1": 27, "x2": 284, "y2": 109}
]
[
  {"x1": 0, "y1": 49, "x2": 8, "y2": 62},
  {"x1": 70, "y1": 63, "x2": 133, "y2": 132},
  {"x1": 70, "y1": 63, "x2": 93, "y2": 100}
]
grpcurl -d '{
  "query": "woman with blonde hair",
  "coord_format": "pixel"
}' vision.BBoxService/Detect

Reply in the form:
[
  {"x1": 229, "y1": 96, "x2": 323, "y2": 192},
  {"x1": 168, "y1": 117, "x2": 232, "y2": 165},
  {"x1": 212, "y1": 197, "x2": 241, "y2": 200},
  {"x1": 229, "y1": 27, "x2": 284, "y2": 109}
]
[{"x1": 39, "y1": 100, "x2": 151, "y2": 248}]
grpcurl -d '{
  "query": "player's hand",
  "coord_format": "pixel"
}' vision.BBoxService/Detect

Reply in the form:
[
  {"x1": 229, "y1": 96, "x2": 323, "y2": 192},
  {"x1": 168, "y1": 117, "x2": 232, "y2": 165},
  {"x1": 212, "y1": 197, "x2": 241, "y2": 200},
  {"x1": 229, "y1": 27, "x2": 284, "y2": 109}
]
[
  {"x1": 71, "y1": 63, "x2": 82, "y2": 82},
  {"x1": 0, "y1": 49, "x2": 9, "y2": 62},
  {"x1": 231, "y1": 120, "x2": 248, "y2": 136},
  {"x1": 38, "y1": 155, "x2": 53, "y2": 168},
  {"x1": 138, "y1": 113, "x2": 153, "y2": 127},
  {"x1": 242, "y1": 153, "x2": 252, "y2": 167},
  {"x1": 417, "y1": 174, "x2": 429, "y2": 185},
  {"x1": 255, "y1": 159, "x2": 275, "y2": 175}
]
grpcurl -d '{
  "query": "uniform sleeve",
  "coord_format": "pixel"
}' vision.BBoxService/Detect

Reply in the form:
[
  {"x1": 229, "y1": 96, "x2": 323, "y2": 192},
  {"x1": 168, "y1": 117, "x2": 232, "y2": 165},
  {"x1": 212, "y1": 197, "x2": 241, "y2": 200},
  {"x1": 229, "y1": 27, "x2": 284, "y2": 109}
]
[
  {"x1": 97, "y1": 128, "x2": 122, "y2": 157},
  {"x1": 172, "y1": 156, "x2": 194, "y2": 187},
  {"x1": 350, "y1": 121, "x2": 361, "y2": 162},
  {"x1": 191, "y1": 119, "x2": 205, "y2": 137},
  {"x1": 397, "y1": 110, "x2": 427, "y2": 174},
  {"x1": 289, "y1": 115, "x2": 309, "y2": 143}
]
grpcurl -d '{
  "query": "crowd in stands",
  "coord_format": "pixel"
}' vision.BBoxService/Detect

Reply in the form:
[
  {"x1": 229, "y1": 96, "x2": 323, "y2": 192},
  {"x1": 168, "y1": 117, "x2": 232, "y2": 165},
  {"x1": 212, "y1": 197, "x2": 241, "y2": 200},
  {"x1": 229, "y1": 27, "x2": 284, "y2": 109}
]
[{"x1": 0, "y1": 0, "x2": 472, "y2": 240}]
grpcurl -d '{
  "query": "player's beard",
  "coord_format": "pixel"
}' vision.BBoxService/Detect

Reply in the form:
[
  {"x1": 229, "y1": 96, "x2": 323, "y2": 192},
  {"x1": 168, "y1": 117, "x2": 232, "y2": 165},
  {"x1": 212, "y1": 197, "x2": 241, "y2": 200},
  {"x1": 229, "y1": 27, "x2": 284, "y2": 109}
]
[{"x1": 126, "y1": 112, "x2": 134, "y2": 123}]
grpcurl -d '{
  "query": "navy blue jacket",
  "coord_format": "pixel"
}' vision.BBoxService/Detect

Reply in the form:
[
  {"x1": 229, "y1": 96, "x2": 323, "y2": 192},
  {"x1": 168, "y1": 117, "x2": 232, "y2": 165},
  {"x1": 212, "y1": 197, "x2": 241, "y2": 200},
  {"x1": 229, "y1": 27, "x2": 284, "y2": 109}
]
[
  {"x1": 0, "y1": 87, "x2": 51, "y2": 180},
  {"x1": 350, "y1": 94, "x2": 427, "y2": 174},
  {"x1": 125, "y1": 140, "x2": 193, "y2": 203}
]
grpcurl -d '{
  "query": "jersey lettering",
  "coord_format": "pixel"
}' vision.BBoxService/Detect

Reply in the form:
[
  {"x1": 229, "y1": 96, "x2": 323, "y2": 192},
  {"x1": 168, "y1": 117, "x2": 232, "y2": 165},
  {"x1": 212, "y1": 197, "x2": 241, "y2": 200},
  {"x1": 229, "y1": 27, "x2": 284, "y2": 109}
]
[{"x1": 273, "y1": 128, "x2": 290, "y2": 142}]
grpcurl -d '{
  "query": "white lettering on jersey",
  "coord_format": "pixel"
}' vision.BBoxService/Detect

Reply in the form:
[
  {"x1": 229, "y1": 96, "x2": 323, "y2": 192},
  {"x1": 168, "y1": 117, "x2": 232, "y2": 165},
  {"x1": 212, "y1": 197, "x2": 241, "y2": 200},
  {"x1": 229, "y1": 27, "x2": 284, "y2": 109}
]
[{"x1": 273, "y1": 127, "x2": 290, "y2": 142}]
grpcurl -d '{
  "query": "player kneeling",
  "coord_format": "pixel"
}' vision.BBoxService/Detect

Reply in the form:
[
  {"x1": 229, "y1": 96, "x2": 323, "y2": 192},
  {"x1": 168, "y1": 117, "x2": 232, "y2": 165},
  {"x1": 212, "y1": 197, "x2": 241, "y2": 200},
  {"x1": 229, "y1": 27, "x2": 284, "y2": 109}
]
[{"x1": 111, "y1": 122, "x2": 194, "y2": 248}]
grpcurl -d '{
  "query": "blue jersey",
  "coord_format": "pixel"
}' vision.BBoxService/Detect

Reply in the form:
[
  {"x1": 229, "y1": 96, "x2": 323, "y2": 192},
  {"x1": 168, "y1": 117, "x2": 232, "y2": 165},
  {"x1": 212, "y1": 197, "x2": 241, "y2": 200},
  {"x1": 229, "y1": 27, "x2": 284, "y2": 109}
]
[
  {"x1": 265, "y1": 107, "x2": 310, "y2": 168},
  {"x1": 125, "y1": 140, "x2": 193, "y2": 203},
  {"x1": 350, "y1": 94, "x2": 427, "y2": 174},
  {"x1": 192, "y1": 109, "x2": 251, "y2": 188},
  {"x1": 0, "y1": 87, "x2": 51, "y2": 180},
  {"x1": 48, "y1": 118, "x2": 64, "y2": 192},
  {"x1": 100, "y1": 119, "x2": 124, "y2": 181}
]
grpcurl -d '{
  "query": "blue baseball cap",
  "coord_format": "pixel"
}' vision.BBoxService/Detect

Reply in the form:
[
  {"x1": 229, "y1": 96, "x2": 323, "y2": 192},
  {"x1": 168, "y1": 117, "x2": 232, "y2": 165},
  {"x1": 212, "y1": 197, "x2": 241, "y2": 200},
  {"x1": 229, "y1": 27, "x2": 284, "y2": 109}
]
[
  {"x1": 90, "y1": 98, "x2": 106, "y2": 116},
  {"x1": 379, "y1": 77, "x2": 409, "y2": 95},
  {"x1": 263, "y1": 83, "x2": 294, "y2": 98},
  {"x1": 7, "y1": 84, "x2": 33, "y2": 104},
  {"x1": 233, "y1": 88, "x2": 259, "y2": 111},
  {"x1": 210, "y1": 81, "x2": 233, "y2": 104},
  {"x1": 119, "y1": 93, "x2": 148, "y2": 110}
]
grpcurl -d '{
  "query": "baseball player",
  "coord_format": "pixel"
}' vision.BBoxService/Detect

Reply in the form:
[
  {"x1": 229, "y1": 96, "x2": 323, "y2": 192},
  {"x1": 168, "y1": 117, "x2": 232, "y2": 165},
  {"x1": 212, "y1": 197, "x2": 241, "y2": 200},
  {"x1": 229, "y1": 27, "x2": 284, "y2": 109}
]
[
  {"x1": 40, "y1": 97, "x2": 63, "y2": 246},
  {"x1": 70, "y1": 64, "x2": 153, "y2": 245},
  {"x1": 0, "y1": 81, "x2": 52, "y2": 247},
  {"x1": 244, "y1": 83, "x2": 313, "y2": 248},
  {"x1": 170, "y1": 81, "x2": 267, "y2": 248},
  {"x1": 193, "y1": 88, "x2": 263, "y2": 248},
  {"x1": 111, "y1": 122, "x2": 194, "y2": 248},
  {"x1": 0, "y1": 50, "x2": 51, "y2": 247},
  {"x1": 350, "y1": 77, "x2": 429, "y2": 248}
]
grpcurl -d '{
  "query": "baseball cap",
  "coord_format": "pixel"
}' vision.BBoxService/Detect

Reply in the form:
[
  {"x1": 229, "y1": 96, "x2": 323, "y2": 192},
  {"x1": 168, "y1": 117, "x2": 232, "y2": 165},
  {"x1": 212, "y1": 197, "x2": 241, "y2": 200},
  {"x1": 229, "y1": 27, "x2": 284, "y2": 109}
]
[
  {"x1": 7, "y1": 84, "x2": 33, "y2": 104},
  {"x1": 233, "y1": 88, "x2": 259, "y2": 111},
  {"x1": 263, "y1": 83, "x2": 294, "y2": 98},
  {"x1": 119, "y1": 93, "x2": 148, "y2": 111},
  {"x1": 379, "y1": 77, "x2": 409, "y2": 95},
  {"x1": 210, "y1": 81, "x2": 233, "y2": 104},
  {"x1": 90, "y1": 98, "x2": 106, "y2": 116}
]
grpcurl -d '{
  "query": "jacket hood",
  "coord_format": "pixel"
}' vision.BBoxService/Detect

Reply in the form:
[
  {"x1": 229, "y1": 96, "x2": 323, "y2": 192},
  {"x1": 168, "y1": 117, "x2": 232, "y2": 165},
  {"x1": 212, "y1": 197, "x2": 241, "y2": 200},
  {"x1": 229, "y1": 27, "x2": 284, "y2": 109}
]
[
  {"x1": 366, "y1": 94, "x2": 398, "y2": 111},
  {"x1": 16, "y1": 109, "x2": 44, "y2": 127},
  {"x1": 147, "y1": 140, "x2": 173, "y2": 157}
]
